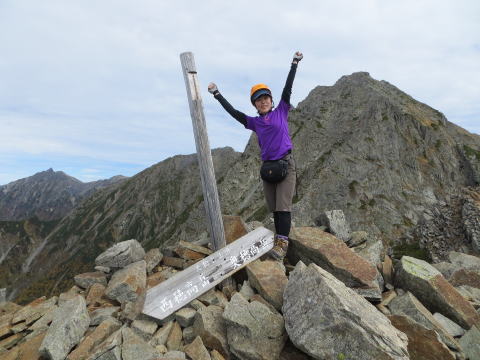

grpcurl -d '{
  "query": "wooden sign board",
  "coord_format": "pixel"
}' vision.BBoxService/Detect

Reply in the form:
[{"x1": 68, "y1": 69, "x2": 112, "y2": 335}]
[{"x1": 143, "y1": 227, "x2": 274, "y2": 320}]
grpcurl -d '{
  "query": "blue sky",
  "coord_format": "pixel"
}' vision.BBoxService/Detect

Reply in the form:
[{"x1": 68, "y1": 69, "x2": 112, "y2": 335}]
[{"x1": 1, "y1": 0, "x2": 479, "y2": 184}]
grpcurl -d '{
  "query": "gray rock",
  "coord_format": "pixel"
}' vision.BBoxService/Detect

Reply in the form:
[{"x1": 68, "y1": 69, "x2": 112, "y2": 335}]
[
  {"x1": 193, "y1": 305, "x2": 228, "y2": 359},
  {"x1": 388, "y1": 291, "x2": 461, "y2": 350},
  {"x1": 95, "y1": 239, "x2": 146, "y2": 268},
  {"x1": 175, "y1": 307, "x2": 197, "y2": 328},
  {"x1": 58, "y1": 286, "x2": 82, "y2": 306},
  {"x1": 183, "y1": 326, "x2": 196, "y2": 344},
  {"x1": 448, "y1": 251, "x2": 480, "y2": 271},
  {"x1": 74, "y1": 271, "x2": 108, "y2": 289},
  {"x1": 246, "y1": 259, "x2": 288, "y2": 311},
  {"x1": 189, "y1": 299, "x2": 206, "y2": 311},
  {"x1": 131, "y1": 319, "x2": 158, "y2": 341},
  {"x1": 119, "y1": 291, "x2": 146, "y2": 322},
  {"x1": 456, "y1": 285, "x2": 480, "y2": 308},
  {"x1": 245, "y1": 221, "x2": 264, "y2": 233},
  {"x1": 462, "y1": 197, "x2": 480, "y2": 252},
  {"x1": 0, "y1": 288, "x2": 5, "y2": 303},
  {"x1": 39, "y1": 295, "x2": 90, "y2": 360},
  {"x1": 459, "y1": 325, "x2": 480, "y2": 360},
  {"x1": 239, "y1": 280, "x2": 255, "y2": 300},
  {"x1": 68, "y1": 317, "x2": 122, "y2": 360},
  {"x1": 86, "y1": 327, "x2": 123, "y2": 360},
  {"x1": 29, "y1": 305, "x2": 57, "y2": 331},
  {"x1": 197, "y1": 289, "x2": 218, "y2": 306},
  {"x1": 289, "y1": 227, "x2": 382, "y2": 301},
  {"x1": 394, "y1": 256, "x2": 480, "y2": 329},
  {"x1": 348, "y1": 231, "x2": 368, "y2": 247},
  {"x1": 283, "y1": 261, "x2": 409, "y2": 360},
  {"x1": 318, "y1": 210, "x2": 351, "y2": 243},
  {"x1": 95, "y1": 266, "x2": 111, "y2": 274},
  {"x1": 12, "y1": 296, "x2": 57, "y2": 325},
  {"x1": 184, "y1": 336, "x2": 211, "y2": 360},
  {"x1": 223, "y1": 293, "x2": 286, "y2": 360},
  {"x1": 164, "y1": 350, "x2": 187, "y2": 359},
  {"x1": 213, "y1": 291, "x2": 229, "y2": 309},
  {"x1": 90, "y1": 307, "x2": 120, "y2": 326},
  {"x1": 105, "y1": 260, "x2": 146, "y2": 304},
  {"x1": 145, "y1": 248, "x2": 163, "y2": 274},
  {"x1": 432, "y1": 262, "x2": 457, "y2": 280},
  {"x1": 353, "y1": 236, "x2": 385, "y2": 268},
  {"x1": 433, "y1": 313, "x2": 466, "y2": 337},
  {"x1": 149, "y1": 321, "x2": 173, "y2": 347},
  {"x1": 388, "y1": 315, "x2": 457, "y2": 360},
  {"x1": 122, "y1": 327, "x2": 161, "y2": 360},
  {"x1": 166, "y1": 321, "x2": 182, "y2": 351}
]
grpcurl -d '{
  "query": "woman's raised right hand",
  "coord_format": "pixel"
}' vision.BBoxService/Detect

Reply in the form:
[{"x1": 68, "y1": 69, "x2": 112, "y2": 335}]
[{"x1": 208, "y1": 83, "x2": 218, "y2": 94}]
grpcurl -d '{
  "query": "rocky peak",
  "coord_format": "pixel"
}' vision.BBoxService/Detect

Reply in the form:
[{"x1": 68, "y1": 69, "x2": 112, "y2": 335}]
[{"x1": 0, "y1": 169, "x2": 127, "y2": 221}]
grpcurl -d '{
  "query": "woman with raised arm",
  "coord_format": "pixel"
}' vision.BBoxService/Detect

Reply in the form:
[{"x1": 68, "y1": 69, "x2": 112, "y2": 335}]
[{"x1": 208, "y1": 51, "x2": 303, "y2": 261}]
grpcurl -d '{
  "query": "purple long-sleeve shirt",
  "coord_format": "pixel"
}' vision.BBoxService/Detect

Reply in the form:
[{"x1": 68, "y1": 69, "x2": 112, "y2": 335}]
[
  {"x1": 213, "y1": 62, "x2": 297, "y2": 161},
  {"x1": 245, "y1": 99, "x2": 292, "y2": 161}
]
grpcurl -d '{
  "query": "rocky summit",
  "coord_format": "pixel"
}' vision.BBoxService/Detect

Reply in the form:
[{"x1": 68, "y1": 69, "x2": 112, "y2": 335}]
[{"x1": 1, "y1": 221, "x2": 478, "y2": 360}]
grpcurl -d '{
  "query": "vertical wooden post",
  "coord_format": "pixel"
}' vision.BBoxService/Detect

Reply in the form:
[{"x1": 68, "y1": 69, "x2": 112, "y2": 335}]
[{"x1": 180, "y1": 52, "x2": 227, "y2": 253}]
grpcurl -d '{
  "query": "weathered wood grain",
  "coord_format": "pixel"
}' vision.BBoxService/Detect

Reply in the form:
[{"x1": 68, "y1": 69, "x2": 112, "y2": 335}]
[
  {"x1": 143, "y1": 227, "x2": 274, "y2": 320},
  {"x1": 179, "y1": 52, "x2": 227, "y2": 253}
]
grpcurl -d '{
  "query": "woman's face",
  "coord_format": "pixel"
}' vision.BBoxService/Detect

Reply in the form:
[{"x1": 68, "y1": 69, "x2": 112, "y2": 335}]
[{"x1": 254, "y1": 95, "x2": 273, "y2": 114}]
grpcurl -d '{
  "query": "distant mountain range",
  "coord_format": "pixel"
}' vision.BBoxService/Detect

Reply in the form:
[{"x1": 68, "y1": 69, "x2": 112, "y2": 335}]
[
  {"x1": 1, "y1": 71, "x2": 480, "y2": 304},
  {"x1": 0, "y1": 169, "x2": 127, "y2": 221}
]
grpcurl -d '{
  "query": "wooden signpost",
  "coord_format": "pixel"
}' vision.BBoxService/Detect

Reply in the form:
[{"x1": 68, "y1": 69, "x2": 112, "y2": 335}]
[
  {"x1": 179, "y1": 52, "x2": 226, "y2": 252},
  {"x1": 143, "y1": 52, "x2": 274, "y2": 320}
]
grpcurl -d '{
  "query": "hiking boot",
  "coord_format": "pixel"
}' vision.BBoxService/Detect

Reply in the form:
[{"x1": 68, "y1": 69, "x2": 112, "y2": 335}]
[{"x1": 269, "y1": 235, "x2": 289, "y2": 261}]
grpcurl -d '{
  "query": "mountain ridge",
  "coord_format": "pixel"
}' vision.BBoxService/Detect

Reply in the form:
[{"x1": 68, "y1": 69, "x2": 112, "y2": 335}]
[{"x1": 0, "y1": 168, "x2": 128, "y2": 221}]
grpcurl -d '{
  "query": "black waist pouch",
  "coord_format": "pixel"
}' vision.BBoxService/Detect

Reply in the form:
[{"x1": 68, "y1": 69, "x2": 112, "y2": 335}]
[{"x1": 260, "y1": 158, "x2": 288, "y2": 183}]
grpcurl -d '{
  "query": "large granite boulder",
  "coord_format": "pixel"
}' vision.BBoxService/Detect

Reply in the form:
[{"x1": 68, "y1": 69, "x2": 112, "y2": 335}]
[
  {"x1": 38, "y1": 296, "x2": 90, "y2": 360},
  {"x1": 288, "y1": 227, "x2": 381, "y2": 300},
  {"x1": 394, "y1": 256, "x2": 480, "y2": 329},
  {"x1": 222, "y1": 293, "x2": 286, "y2": 360},
  {"x1": 283, "y1": 261, "x2": 409, "y2": 360},
  {"x1": 95, "y1": 239, "x2": 145, "y2": 268}
]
